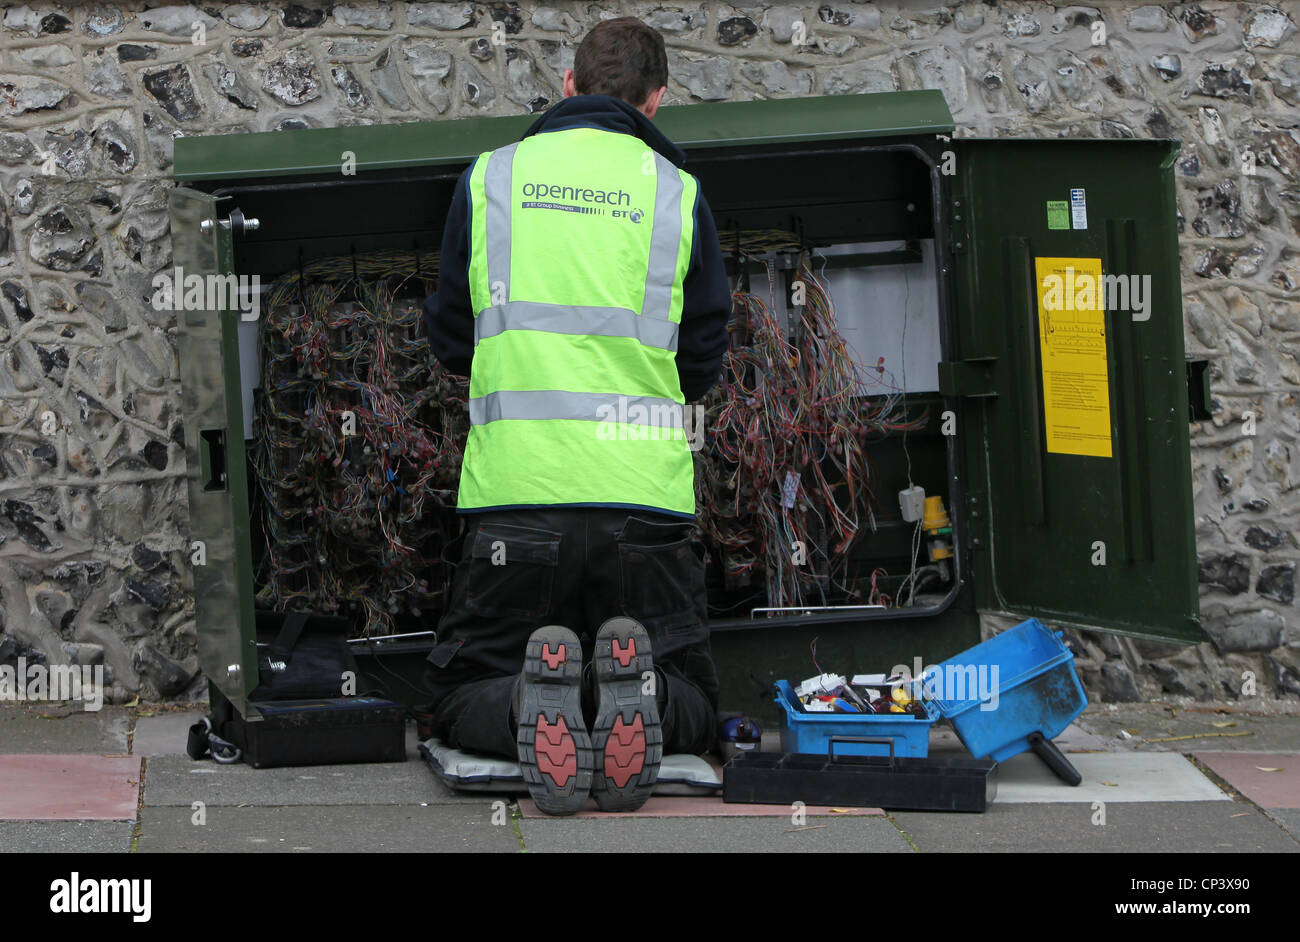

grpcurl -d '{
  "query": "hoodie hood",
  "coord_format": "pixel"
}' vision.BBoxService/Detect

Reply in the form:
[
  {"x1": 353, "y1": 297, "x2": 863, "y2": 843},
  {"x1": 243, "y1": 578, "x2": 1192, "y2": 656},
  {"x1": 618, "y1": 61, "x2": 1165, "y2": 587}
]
[{"x1": 521, "y1": 94, "x2": 686, "y2": 168}]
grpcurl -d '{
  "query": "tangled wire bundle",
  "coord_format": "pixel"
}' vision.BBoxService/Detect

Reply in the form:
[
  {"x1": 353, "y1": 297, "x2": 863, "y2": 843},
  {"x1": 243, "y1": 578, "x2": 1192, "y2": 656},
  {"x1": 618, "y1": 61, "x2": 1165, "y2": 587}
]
[
  {"x1": 250, "y1": 235, "x2": 923, "y2": 630},
  {"x1": 694, "y1": 233, "x2": 925, "y2": 610},
  {"x1": 254, "y1": 250, "x2": 469, "y2": 636}
]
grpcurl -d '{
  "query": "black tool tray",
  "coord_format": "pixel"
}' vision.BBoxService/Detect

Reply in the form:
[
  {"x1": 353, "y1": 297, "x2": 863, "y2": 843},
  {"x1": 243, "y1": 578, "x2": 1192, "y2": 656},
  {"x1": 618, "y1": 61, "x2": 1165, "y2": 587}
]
[{"x1": 722, "y1": 737, "x2": 997, "y2": 813}]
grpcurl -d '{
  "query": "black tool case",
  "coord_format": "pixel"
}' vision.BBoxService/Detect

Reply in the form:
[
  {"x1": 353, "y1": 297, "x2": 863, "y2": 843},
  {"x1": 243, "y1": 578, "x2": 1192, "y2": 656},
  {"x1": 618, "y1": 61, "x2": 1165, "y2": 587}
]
[
  {"x1": 723, "y1": 738, "x2": 997, "y2": 812},
  {"x1": 210, "y1": 688, "x2": 407, "y2": 769}
]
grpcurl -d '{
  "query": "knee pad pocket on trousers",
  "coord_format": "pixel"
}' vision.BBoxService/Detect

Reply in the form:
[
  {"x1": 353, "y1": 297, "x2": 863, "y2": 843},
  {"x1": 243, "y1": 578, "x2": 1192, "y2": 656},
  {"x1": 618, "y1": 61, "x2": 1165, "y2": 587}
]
[
  {"x1": 465, "y1": 523, "x2": 562, "y2": 620},
  {"x1": 616, "y1": 515, "x2": 708, "y2": 650}
]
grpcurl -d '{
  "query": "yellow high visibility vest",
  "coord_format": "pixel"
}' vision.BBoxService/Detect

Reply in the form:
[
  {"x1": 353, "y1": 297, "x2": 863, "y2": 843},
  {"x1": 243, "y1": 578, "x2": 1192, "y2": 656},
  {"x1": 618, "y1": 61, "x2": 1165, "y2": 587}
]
[{"x1": 460, "y1": 127, "x2": 699, "y2": 516}]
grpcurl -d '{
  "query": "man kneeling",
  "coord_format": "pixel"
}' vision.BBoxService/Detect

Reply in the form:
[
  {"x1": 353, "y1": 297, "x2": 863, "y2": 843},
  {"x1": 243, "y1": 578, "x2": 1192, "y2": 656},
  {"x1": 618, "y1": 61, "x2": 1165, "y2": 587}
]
[{"x1": 421, "y1": 17, "x2": 732, "y2": 815}]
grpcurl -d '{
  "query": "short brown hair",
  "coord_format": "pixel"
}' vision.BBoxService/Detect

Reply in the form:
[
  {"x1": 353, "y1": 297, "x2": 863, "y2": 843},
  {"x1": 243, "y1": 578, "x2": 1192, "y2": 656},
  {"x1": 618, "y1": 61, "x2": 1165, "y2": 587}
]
[{"x1": 572, "y1": 18, "x2": 668, "y2": 107}]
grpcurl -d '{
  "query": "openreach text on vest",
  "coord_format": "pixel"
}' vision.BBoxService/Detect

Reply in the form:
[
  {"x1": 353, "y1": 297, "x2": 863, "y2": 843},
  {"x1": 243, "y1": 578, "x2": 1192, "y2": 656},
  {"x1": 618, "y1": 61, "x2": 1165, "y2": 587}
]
[
  {"x1": 521, "y1": 181, "x2": 632, "y2": 206},
  {"x1": 50, "y1": 873, "x2": 152, "y2": 923}
]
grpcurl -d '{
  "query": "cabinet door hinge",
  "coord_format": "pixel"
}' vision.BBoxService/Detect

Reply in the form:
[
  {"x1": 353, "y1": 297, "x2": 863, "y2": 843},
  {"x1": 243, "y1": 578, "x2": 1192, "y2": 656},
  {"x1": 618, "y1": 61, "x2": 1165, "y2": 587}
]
[{"x1": 937, "y1": 357, "x2": 998, "y2": 399}]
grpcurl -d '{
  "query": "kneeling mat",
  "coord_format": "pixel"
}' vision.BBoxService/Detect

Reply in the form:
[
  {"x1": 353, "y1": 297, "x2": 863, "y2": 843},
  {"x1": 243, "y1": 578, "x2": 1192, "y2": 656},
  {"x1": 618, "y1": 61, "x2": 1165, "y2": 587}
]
[{"x1": 419, "y1": 737, "x2": 721, "y2": 795}]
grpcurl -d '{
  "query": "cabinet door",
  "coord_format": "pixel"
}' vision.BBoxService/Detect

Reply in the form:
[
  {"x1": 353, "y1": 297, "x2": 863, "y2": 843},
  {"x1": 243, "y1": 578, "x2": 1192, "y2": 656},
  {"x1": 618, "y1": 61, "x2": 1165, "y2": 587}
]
[
  {"x1": 948, "y1": 139, "x2": 1203, "y2": 644},
  {"x1": 168, "y1": 188, "x2": 259, "y2": 711}
]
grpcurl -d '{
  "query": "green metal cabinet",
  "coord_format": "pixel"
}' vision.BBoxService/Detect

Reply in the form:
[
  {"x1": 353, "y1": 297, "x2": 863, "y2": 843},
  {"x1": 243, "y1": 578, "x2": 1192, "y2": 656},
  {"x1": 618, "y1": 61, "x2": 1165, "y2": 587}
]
[{"x1": 168, "y1": 90, "x2": 1203, "y2": 719}]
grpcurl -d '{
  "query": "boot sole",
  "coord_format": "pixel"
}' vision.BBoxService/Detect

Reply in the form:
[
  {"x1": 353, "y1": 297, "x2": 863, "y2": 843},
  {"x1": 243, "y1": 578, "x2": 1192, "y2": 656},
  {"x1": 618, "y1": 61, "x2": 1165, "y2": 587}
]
[
  {"x1": 590, "y1": 617, "x2": 662, "y2": 812},
  {"x1": 517, "y1": 626, "x2": 592, "y2": 816}
]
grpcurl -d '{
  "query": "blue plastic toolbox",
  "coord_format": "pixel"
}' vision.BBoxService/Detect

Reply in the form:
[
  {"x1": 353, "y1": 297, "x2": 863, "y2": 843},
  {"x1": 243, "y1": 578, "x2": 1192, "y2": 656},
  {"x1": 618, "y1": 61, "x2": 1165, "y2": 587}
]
[
  {"x1": 773, "y1": 678, "x2": 938, "y2": 758},
  {"x1": 923, "y1": 617, "x2": 1087, "y2": 764},
  {"x1": 913, "y1": 617, "x2": 1088, "y2": 783},
  {"x1": 773, "y1": 618, "x2": 1088, "y2": 784}
]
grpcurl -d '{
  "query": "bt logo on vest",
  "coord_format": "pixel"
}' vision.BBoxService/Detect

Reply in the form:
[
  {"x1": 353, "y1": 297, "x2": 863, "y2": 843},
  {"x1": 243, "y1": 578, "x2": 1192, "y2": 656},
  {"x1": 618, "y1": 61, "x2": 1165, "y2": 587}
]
[{"x1": 519, "y1": 181, "x2": 645, "y2": 222}]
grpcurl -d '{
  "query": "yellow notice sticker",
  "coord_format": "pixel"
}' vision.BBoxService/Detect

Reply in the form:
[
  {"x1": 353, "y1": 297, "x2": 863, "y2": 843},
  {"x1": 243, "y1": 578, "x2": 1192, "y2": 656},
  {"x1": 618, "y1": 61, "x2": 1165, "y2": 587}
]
[{"x1": 1035, "y1": 257, "x2": 1113, "y2": 458}]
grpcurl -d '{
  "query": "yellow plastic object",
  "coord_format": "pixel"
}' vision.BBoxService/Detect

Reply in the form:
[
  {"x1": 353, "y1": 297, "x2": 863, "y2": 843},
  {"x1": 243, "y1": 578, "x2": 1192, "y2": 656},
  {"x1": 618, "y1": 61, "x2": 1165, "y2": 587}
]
[
  {"x1": 891, "y1": 686, "x2": 912, "y2": 706},
  {"x1": 928, "y1": 543, "x2": 953, "y2": 561},
  {"x1": 922, "y1": 496, "x2": 949, "y2": 532}
]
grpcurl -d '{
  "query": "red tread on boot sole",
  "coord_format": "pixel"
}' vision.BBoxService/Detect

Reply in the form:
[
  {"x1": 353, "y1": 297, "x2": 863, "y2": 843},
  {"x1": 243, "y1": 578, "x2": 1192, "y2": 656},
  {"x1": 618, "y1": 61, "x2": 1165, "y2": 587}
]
[
  {"x1": 540, "y1": 643, "x2": 566, "y2": 671},
  {"x1": 611, "y1": 637, "x2": 636, "y2": 668},
  {"x1": 535, "y1": 714, "x2": 577, "y2": 787},
  {"x1": 603, "y1": 714, "x2": 645, "y2": 788}
]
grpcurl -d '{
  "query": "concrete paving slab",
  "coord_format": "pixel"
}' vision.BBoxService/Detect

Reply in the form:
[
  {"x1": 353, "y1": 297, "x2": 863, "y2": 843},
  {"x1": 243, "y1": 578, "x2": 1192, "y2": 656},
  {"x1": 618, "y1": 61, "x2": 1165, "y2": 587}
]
[
  {"x1": 930, "y1": 722, "x2": 1112, "y2": 755},
  {"x1": 0, "y1": 820, "x2": 135, "y2": 853},
  {"x1": 1077, "y1": 704, "x2": 1300, "y2": 752},
  {"x1": 927, "y1": 727, "x2": 967, "y2": 757},
  {"x1": 1194, "y1": 753, "x2": 1299, "y2": 808},
  {"x1": 518, "y1": 794, "x2": 883, "y2": 819},
  {"x1": 137, "y1": 803, "x2": 518, "y2": 852},
  {"x1": 131, "y1": 711, "x2": 204, "y2": 757},
  {"x1": 1055, "y1": 722, "x2": 1113, "y2": 752},
  {"x1": 144, "y1": 754, "x2": 483, "y2": 807},
  {"x1": 403, "y1": 721, "x2": 424, "y2": 757},
  {"x1": 892, "y1": 801, "x2": 1300, "y2": 853},
  {"x1": 136, "y1": 713, "x2": 426, "y2": 760},
  {"x1": 1266, "y1": 808, "x2": 1300, "y2": 838},
  {"x1": 0, "y1": 754, "x2": 141, "y2": 821},
  {"x1": 518, "y1": 813, "x2": 912, "y2": 853},
  {"x1": 0, "y1": 706, "x2": 129, "y2": 754},
  {"x1": 993, "y1": 751, "x2": 1229, "y2": 803}
]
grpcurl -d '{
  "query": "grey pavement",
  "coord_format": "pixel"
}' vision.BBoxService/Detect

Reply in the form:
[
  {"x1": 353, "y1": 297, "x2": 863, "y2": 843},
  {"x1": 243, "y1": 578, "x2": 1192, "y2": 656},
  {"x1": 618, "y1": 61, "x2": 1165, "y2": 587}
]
[
  {"x1": 0, "y1": 701, "x2": 1297, "y2": 852},
  {"x1": 137, "y1": 804, "x2": 518, "y2": 853},
  {"x1": 0, "y1": 705, "x2": 129, "y2": 754},
  {"x1": 131, "y1": 710, "x2": 206, "y2": 757},
  {"x1": 144, "y1": 752, "x2": 482, "y2": 807},
  {"x1": 890, "y1": 801, "x2": 1299, "y2": 853},
  {"x1": 1075, "y1": 702, "x2": 1300, "y2": 753},
  {"x1": 1266, "y1": 808, "x2": 1300, "y2": 836},
  {"x1": 519, "y1": 813, "x2": 913, "y2": 853},
  {"x1": 0, "y1": 820, "x2": 135, "y2": 853}
]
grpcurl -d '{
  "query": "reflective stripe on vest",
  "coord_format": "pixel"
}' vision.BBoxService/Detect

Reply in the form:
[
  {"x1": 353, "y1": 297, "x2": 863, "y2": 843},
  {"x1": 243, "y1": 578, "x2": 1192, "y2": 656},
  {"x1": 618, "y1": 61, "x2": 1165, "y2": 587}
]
[
  {"x1": 640, "y1": 154, "x2": 684, "y2": 322},
  {"x1": 459, "y1": 128, "x2": 699, "y2": 515},
  {"x1": 474, "y1": 301, "x2": 679, "y2": 351},
  {"x1": 482, "y1": 141, "x2": 519, "y2": 303},
  {"x1": 469, "y1": 390, "x2": 684, "y2": 427}
]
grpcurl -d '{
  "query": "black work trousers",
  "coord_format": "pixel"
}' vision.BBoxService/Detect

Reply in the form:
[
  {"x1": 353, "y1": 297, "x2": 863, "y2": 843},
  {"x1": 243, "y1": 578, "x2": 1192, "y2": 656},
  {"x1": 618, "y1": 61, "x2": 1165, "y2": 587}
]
[{"x1": 424, "y1": 507, "x2": 720, "y2": 760}]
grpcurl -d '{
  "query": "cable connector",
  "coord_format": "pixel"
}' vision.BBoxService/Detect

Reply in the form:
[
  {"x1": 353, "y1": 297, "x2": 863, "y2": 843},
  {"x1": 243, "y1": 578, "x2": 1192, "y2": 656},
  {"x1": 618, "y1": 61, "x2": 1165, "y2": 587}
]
[
  {"x1": 795, "y1": 672, "x2": 847, "y2": 698},
  {"x1": 899, "y1": 485, "x2": 925, "y2": 522}
]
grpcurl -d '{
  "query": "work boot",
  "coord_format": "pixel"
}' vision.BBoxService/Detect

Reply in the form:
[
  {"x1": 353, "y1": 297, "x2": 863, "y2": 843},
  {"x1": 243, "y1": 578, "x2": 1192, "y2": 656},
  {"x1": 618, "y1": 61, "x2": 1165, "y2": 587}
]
[
  {"x1": 589, "y1": 617, "x2": 662, "y2": 812},
  {"x1": 516, "y1": 625, "x2": 593, "y2": 816}
]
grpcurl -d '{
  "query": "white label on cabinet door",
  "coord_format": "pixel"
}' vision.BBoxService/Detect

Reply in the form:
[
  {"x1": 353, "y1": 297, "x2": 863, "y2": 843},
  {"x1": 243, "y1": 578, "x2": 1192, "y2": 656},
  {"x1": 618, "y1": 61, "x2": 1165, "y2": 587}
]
[{"x1": 1070, "y1": 187, "x2": 1088, "y2": 230}]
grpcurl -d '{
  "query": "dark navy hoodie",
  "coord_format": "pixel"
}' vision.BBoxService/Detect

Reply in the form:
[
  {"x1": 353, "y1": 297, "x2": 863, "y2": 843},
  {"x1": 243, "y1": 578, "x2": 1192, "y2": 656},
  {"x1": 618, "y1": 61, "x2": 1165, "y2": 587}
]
[{"x1": 422, "y1": 94, "x2": 732, "y2": 402}]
